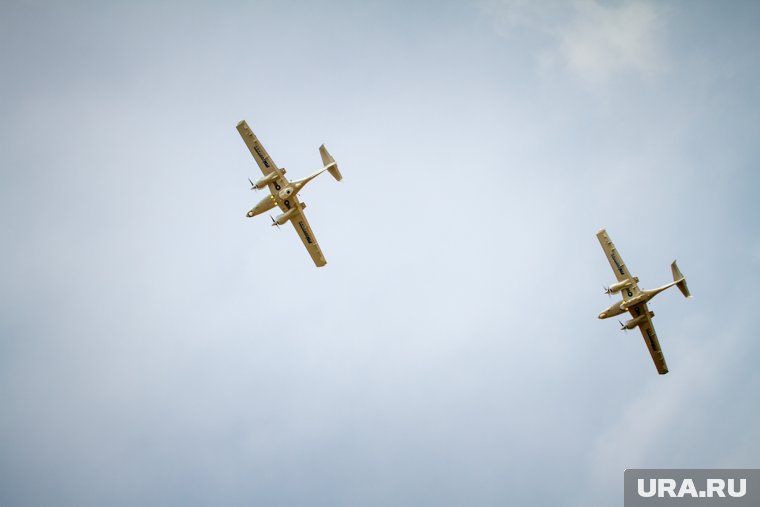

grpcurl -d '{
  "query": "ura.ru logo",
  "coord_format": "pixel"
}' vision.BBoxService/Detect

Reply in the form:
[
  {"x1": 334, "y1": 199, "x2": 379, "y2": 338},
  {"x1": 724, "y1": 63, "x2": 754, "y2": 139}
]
[{"x1": 638, "y1": 478, "x2": 746, "y2": 498}]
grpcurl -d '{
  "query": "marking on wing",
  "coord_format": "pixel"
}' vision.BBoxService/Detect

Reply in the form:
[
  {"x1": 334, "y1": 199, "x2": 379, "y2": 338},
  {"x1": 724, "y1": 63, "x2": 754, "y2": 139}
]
[
  {"x1": 253, "y1": 144, "x2": 271, "y2": 168},
  {"x1": 611, "y1": 252, "x2": 625, "y2": 275},
  {"x1": 645, "y1": 327, "x2": 659, "y2": 351},
  {"x1": 298, "y1": 221, "x2": 313, "y2": 244}
]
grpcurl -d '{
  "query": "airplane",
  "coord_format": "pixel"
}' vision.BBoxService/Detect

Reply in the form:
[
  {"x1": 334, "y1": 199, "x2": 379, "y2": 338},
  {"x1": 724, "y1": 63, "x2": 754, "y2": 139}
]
[
  {"x1": 596, "y1": 229, "x2": 691, "y2": 374},
  {"x1": 236, "y1": 120, "x2": 342, "y2": 267}
]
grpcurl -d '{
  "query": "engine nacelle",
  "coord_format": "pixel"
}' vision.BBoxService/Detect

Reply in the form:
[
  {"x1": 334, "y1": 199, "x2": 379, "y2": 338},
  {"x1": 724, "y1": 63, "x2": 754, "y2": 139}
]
[
  {"x1": 621, "y1": 311, "x2": 655, "y2": 330},
  {"x1": 607, "y1": 277, "x2": 639, "y2": 294},
  {"x1": 273, "y1": 208, "x2": 298, "y2": 225},
  {"x1": 253, "y1": 171, "x2": 279, "y2": 190}
]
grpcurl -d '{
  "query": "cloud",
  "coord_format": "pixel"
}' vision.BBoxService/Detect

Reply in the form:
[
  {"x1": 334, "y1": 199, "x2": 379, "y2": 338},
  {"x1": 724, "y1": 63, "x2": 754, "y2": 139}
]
[
  {"x1": 556, "y1": 0, "x2": 665, "y2": 83},
  {"x1": 485, "y1": 0, "x2": 667, "y2": 85}
]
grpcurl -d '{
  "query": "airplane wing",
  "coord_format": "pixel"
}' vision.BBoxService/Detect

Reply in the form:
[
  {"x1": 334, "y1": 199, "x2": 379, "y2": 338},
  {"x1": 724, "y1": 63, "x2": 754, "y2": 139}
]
[
  {"x1": 282, "y1": 197, "x2": 326, "y2": 267},
  {"x1": 597, "y1": 228, "x2": 640, "y2": 299},
  {"x1": 597, "y1": 229, "x2": 632, "y2": 282},
  {"x1": 236, "y1": 120, "x2": 286, "y2": 180},
  {"x1": 629, "y1": 302, "x2": 669, "y2": 374}
]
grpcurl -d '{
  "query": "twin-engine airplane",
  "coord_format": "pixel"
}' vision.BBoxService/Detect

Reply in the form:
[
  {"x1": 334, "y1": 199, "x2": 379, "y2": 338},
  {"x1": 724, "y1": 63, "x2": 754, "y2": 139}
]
[
  {"x1": 596, "y1": 229, "x2": 691, "y2": 374},
  {"x1": 236, "y1": 120, "x2": 342, "y2": 267}
]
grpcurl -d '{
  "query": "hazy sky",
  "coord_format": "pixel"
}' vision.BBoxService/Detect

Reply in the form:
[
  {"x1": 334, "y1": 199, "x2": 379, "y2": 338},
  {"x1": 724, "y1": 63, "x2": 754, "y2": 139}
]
[{"x1": 1, "y1": 1, "x2": 759, "y2": 505}]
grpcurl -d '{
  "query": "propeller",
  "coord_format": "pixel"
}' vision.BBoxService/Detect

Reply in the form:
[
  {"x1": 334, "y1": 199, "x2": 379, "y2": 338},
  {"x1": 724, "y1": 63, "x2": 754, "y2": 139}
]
[
  {"x1": 248, "y1": 178, "x2": 258, "y2": 191},
  {"x1": 603, "y1": 286, "x2": 612, "y2": 297},
  {"x1": 618, "y1": 320, "x2": 629, "y2": 332},
  {"x1": 269, "y1": 215, "x2": 280, "y2": 229}
]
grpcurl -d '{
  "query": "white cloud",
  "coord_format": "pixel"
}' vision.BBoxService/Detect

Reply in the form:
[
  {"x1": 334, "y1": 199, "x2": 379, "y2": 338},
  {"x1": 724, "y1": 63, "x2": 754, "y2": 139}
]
[
  {"x1": 557, "y1": 1, "x2": 665, "y2": 83},
  {"x1": 486, "y1": 0, "x2": 667, "y2": 85}
]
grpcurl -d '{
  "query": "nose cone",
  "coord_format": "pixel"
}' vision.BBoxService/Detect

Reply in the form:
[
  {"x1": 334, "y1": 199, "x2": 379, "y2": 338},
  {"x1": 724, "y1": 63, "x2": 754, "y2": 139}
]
[
  {"x1": 598, "y1": 312, "x2": 606, "y2": 319},
  {"x1": 246, "y1": 211, "x2": 254, "y2": 217}
]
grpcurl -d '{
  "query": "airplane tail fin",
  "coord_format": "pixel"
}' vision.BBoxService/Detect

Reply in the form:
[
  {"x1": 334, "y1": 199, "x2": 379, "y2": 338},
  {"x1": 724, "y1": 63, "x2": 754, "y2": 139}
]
[
  {"x1": 319, "y1": 145, "x2": 342, "y2": 181},
  {"x1": 671, "y1": 260, "x2": 691, "y2": 298}
]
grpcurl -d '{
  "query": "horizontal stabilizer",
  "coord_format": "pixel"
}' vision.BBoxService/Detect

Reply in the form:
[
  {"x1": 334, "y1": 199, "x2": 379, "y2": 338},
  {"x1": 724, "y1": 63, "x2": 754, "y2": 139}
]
[
  {"x1": 671, "y1": 260, "x2": 691, "y2": 298},
  {"x1": 319, "y1": 144, "x2": 342, "y2": 181}
]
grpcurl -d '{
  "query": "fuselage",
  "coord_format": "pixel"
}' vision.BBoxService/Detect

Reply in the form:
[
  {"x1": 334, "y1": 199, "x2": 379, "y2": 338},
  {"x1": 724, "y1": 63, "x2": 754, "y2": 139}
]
[
  {"x1": 597, "y1": 281, "x2": 679, "y2": 319},
  {"x1": 246, "y1": 169, "x2": 324, "y2": 219}
]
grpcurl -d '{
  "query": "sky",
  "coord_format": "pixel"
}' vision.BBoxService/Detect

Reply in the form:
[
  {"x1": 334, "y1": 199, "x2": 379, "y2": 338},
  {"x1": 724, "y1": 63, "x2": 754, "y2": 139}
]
[{"x1": 1, "y1": 0, "x2": 759, "y2": 505}]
